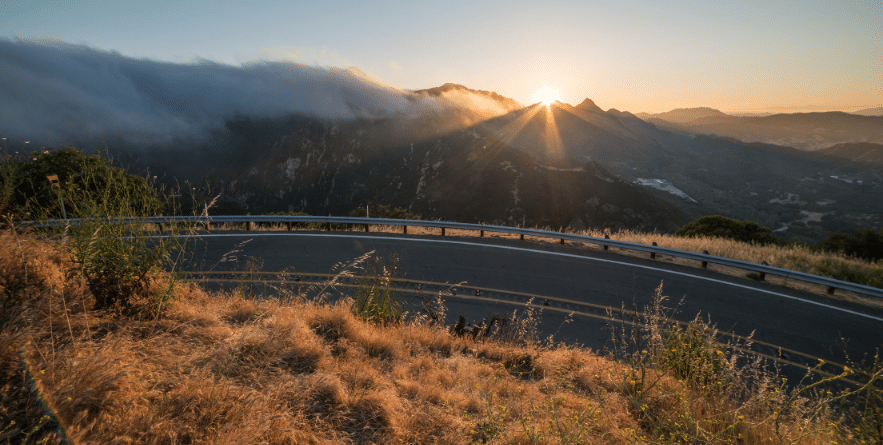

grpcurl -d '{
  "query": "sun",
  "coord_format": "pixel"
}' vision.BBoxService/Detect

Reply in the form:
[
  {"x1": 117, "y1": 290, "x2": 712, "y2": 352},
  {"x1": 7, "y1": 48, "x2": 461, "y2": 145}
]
[{"x1": 532, "y1": 86, "x2": 561, "y2": 106}]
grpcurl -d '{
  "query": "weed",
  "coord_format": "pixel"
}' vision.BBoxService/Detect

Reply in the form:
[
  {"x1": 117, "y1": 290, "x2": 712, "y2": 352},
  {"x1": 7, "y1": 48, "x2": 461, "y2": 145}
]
[{"x1": 351, "y1": 254, "x2": 404, "y2": 324}]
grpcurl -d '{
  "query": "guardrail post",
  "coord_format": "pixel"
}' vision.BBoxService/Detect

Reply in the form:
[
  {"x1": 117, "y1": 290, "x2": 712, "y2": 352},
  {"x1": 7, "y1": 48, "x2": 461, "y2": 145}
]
[
  {"x1": 403, "y1": 225, "x2": 407, "y2": 234},
  {"x1": 520, "y1": 233, "x2": 524, "y2": 240},
  {"x1": 287, "y1": 221, "x2": 293, "y2": 231},
  {"x1": 364, "y1": 223, "x2": 369, "y2": 232},
  {"x1": 156, "y1": 222, "x2": 165, "y2": 233},
  {"x1": 203, "y1": 221, "x2": 211, "y2": 231},
  {"x1": 650, "y1": 242, "x2": 657, "y2": 259},
  {"x1": 480, "y1": 229, "x2": 484, "y2": 237},
  {"x1": 441, "y1": 227, "x2": 446, "y2": 236},
  {"x1": 560, "y1": 227, "x2": 565, "y2": 244},
  {"x1": 827, "y1": 286, "x2": 836, "y2": 295},
  {"x1": 603, "y1": 234, "x2": 609, "y2": 250},
  {"x1": 701, "y1": 250, "x2": 709, "y2": 268},
  {"x1": 758, "y1": 261, "x2": 768, "y2": 281},
  {"x1": 246, "y1": 220, "x2": 253, "y2": 231}
]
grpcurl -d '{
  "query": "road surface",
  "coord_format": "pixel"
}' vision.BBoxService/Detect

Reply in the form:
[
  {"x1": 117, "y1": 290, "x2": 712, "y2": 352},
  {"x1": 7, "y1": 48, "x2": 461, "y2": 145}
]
[{"x1": 179, "y1": 230, "x2": 883, "y2": 371}]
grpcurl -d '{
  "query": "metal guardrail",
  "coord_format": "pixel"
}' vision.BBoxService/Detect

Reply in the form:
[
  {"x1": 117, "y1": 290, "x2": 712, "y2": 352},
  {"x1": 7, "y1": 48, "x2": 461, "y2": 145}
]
[{"x1": 23, "y1": 215, "x2": 883, "y2": 299}]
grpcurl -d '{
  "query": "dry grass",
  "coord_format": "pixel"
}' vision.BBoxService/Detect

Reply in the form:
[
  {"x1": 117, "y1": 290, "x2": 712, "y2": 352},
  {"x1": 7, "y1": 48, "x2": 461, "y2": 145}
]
[{"x1": 1, "y1": 228, "x2": 871, "y2": 444}]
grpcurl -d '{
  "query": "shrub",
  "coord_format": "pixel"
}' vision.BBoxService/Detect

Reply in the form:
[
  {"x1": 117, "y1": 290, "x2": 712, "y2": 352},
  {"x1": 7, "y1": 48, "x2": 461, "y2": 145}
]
[
  {"x1": 349, "y1": 202, "x2": 419, "y2": 220},
  {"x1": 676, "y1": 215, "x2": 782, "y2": 246},
  {"x1": 13, "y1": 148, "x2": 188, "y2": 312},
  {"x1": 822, "y1": 229, "x2": 883, "y2": 262},
  {"x1": 1, "y1": 147, "x2": 163, "y2": 220},
  {"x1": 351, "y1": 255, "x2": 403, "y2": 324}
]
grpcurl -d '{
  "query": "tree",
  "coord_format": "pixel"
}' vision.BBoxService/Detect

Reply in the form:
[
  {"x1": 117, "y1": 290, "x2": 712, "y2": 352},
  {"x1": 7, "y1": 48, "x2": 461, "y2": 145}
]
[
  {"x1": 822, "y1": 229, "x2": 883, "y2": 262},
  {"x1": 1, "y1": 146, "x2": 163, "y2": 220},
  {"x1": 675, "y1": 215, "x2": 782, "y2": 246}
]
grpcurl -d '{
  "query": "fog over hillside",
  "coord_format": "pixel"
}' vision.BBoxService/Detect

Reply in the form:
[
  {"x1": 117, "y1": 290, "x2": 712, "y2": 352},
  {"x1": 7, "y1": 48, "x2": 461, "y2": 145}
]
[{"x1": 0, "y1": 39, "x2": 518, "y2": 147}]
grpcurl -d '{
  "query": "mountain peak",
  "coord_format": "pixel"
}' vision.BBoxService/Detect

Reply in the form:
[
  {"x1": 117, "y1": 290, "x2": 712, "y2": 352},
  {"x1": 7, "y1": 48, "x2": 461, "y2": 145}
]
[
  {"x1": 575, "y1": 99, "x2": 604, "y2": 113},
  {"x1": 413, "y1": 83, "x2": 523, "y2": 111}
]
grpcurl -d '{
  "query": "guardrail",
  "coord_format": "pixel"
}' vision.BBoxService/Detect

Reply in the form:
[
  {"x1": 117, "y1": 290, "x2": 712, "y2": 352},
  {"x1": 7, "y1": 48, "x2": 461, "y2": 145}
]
[{"x1": 22, "y1": 214, "x2": 883, "y2": 299}]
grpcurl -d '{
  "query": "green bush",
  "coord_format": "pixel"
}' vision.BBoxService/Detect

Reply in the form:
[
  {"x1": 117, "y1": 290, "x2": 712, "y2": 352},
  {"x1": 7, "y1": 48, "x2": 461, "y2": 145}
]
[
  {"x1": 349, "y1": 202, "x2": 419, "y2": 220},
  {"x1": 5, "y1": 147, "x2": 187, "y2": 312},
  {"x1": 351, "y1": 255, "x2": 403, "y2": 324},
  {"x1": 1, "y1": 147, "x2": 163, "y2": 220},
  {"x1": 822, "y1": 229, "x2": 883, "y2": 262},
  {"x1": 675, "y1": 215, "x2": 782, "y2": 246}
]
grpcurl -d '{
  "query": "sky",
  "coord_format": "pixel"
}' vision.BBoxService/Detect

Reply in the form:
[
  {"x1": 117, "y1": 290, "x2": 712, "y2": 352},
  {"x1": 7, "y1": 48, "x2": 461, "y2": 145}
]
[{"x1": 1, "y1": 0, "x2": 881, "y2": 114}]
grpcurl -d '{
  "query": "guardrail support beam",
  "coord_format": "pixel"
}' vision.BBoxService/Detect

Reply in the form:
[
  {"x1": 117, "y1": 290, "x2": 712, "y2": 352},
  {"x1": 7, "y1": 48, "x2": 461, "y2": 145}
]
[
  {"x1": 480, "y1": 229, "x2": 484, "y2": 237},
  {"x1": 651, "y1": 242, "x2": 657, "y2": 259},
  {"x1": 603, "y1": 234, "x2": 609, "y2": 250},
  {"x1": 758, "y1": 261, "x2": 768, "y2": 281},
  {"x1": 441, "y1": 227, "x2": 446, "y2": 236},
  {"x1": 364, "y1": 224, "x2": 369, "y2": 232},
  {"x1": 287, "y1": 222, "x2": 293, "y2": 231},
  {"x1": 246, "y1": 221, "x2": 253, "y2": 231},
  {"x1": 403, "y1": 225, "x2": 407, "y2": 234},
  {"x1": 827, "y1": 286, "x2": 836, "y2": 295},
  {"x1": 702, "y1": 250, "x2": 709, "y2": 268}
]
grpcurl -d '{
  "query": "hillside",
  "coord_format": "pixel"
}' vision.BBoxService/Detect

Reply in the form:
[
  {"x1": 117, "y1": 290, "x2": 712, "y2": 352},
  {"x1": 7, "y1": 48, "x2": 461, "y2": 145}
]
[
  {"x1": 150, "y1": 114, "x2": 688, "y2": 232},
  {"x1": 647, "y1": 112, "x2": 883, "y2": 151},
  {"x1": 475, "y1": 101, "x2": 682, "y2": 167},
  {"x1": 640, "y1": 107, "x2": 730, "y2": 124},
  {"x1": 412, "y1": 83, "x2": 524, "y2": 114},
  {"x1": 1, "y1": 230, "x2": 871, "y2": 444},
  {"x1": 853, "y1": 107, "x2": 883, "y2": 116},
  {"x1": 812, "y1": 142, "x2": 883, "y2": 168}
]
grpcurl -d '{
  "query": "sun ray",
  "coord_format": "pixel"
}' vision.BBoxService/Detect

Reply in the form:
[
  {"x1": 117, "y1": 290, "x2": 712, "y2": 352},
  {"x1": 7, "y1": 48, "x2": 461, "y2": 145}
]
[
  {"x1": 542, "y1": 105, "x2": 565, "y2": 159},
  {"x1": 490, "y1": 105, "x2": 544, "y2": 146}
]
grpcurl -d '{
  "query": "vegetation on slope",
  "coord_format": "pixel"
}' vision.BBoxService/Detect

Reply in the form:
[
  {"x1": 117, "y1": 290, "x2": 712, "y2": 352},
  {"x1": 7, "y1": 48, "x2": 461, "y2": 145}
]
[
  {"x1": 675, "y1": 215, "x2": 782, "y2": 246},
  {"x1": 1, "y1": 227, "x2": 882, "y2": 444},
  {"x1": 1, "y1": 147, "x2": 164, "y2": 220}
]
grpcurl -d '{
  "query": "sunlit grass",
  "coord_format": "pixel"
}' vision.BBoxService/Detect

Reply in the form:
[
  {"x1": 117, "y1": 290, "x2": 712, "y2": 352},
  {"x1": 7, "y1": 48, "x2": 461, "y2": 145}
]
[{"x1": 2, "y1": 229, "x2": 880, "y2": 444}]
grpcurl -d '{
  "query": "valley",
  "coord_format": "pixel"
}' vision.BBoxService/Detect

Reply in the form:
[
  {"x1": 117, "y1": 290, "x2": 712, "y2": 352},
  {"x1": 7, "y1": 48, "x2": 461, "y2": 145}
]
[{"x1": 121, "y1": 96, "x2": 881, "y2": 242}]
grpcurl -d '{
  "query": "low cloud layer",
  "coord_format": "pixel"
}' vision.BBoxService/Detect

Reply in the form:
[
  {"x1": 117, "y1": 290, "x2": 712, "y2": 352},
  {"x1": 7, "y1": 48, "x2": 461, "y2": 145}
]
[{"x1": 0, "y1": 39, "x2": 518, "y2": 147}]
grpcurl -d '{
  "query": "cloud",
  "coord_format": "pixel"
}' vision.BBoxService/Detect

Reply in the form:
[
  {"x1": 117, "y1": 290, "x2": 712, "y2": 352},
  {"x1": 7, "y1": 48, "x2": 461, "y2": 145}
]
[{"x1": 0, "y1": 39, "x2": 516, "y2": 147}]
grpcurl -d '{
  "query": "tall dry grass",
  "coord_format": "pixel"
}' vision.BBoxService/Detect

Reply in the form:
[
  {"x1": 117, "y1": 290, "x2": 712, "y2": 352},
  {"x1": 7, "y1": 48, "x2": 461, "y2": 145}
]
[{"x1": 2, "y1": 228, "x2": 878, "y2": 444}]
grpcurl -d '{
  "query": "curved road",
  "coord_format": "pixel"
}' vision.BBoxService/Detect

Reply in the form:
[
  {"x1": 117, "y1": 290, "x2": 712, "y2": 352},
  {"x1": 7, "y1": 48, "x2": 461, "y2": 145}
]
[{"x1": 182, "y1": 230, "x2": 883, "y2": 369}]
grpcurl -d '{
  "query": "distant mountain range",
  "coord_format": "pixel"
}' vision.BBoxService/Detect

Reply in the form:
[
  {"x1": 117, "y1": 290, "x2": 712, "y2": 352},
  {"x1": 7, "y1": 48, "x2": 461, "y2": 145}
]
[
  {"x1": 641, "y1": 109, "x2": 883, "y2": 151},
  {"x1": 475, "y1": 100, "x2": 681, "y2": 168},
  {"x1": 853, "y1": 107, "x2": 883, "y2": 116},
  {"x1": 132, "y1": 98, "x2": 881, "y2": 240},
  {"x1": 636, "y1": 107, "x2": 728, "y2": 124},
  {"x1": 3, "y1": 40, "x2": 880, "y2": 240}
]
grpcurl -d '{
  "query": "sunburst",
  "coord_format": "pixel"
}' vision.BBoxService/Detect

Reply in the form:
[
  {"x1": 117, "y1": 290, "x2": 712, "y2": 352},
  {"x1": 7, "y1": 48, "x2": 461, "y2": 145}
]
[{"x1": 532, "y1": 86, "x2": 561, "y2": 106}]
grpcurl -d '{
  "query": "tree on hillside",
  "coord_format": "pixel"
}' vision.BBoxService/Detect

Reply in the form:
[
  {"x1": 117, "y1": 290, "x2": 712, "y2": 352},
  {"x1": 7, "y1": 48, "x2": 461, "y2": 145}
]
[
  {"x1": 675, "y1": 215, "x2": 782, "y2": 246},
  {"x1": 0, "y1": 147, "x2": 163, "y2": 219},
  {"x1": 822, "y1": 229, "x2": 883, "y2": 262}
]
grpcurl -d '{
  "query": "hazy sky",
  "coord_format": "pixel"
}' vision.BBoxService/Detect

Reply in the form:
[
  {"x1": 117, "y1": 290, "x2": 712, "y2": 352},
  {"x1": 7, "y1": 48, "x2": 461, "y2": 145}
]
[{"x1": 2, "y1": 0, "x2": 881, "y2": 113}]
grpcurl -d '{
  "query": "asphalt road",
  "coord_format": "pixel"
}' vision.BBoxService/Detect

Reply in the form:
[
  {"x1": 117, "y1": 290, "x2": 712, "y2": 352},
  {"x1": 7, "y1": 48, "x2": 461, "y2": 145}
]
[{"x1": 181, "y1": 230, "x2": 883, "y2": 368}]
